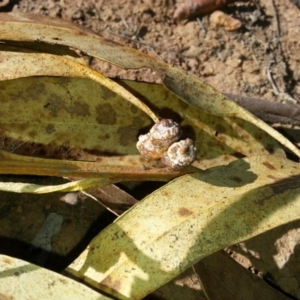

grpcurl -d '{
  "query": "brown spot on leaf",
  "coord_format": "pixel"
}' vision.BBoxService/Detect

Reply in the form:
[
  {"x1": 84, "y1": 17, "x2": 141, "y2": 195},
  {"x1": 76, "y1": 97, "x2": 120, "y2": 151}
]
[
  {"x1": 24, "y1": 83, "x2": 46, "y2": 103},
  {"x1": 96, "y1": 103, "x2": 117, "y2": 125},
  {"x1": 267, "y1": 174, "x2": 279, "y2": 180},
  {"x1": 178, "y1": 207, "x2": 192, "y2": 217},
  {"x1": 101, "y1": 86, "x2": 116, "y2": 100},
  {"x1": 78, "y1": 31, "x2": 88, "y2": 36},
  {"x1": 58, "y1": 78, "x2": 71, "y2": 85},
  {"x1": 58, "y1": 278, "x2": 68, "y2": 285},
  {"x1": 12, "y1": 90, "x2": 24, "y2": 104},
  {"x1": 45, "y1": 124, "x2": 55, "y2": 134},
  {"x1": 130, "y1": 105, "x2": 138, "y2": 114},
  {"x1": 97, "y1": 133, "x2": 111, "y2": 142},
  {"x1": 69, "y1": 101, "x2": 90, "y2": 117},
  {"x1": 117, "y1": 126, "x2": 137, "y2": 146},
  {"x1": 139, "y1": 156, "x2": 147, "y2": 163},
  {"x1": 28, "y1": 130, "x2": 37, "y2": 139},
  {"x1": 132, "y1": 116, "x2": 145, "y2": 127},
  {"x1": 263, "y1": 161, "x2": 276, "y2": 170},
  {"x1": 128, "y1": 157, "x2": 135, "y2": 164},
  {"x1": 117, "y1": 116, "x2": 145, "y2": 146},
  {"x1": 46, "y1": 93, "x2": 64, "y2": 117},
  {"x1": 162, "y1": 191, "x2": 170, "y2": 197}
]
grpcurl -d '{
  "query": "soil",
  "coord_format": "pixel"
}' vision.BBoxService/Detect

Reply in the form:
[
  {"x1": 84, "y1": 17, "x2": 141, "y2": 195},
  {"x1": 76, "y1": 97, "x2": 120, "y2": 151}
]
[
  {"x1": 1, "y1": 0, "x2": 300, "y2": 298},
  {"x1": 3, "y1": 0, "x2": 300, "y2": 102}
]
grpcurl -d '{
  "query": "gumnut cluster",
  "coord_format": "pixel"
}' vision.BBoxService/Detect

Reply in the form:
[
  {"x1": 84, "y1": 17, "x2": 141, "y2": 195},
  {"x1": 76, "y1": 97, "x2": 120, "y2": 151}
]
[{"x1": 136, "y1": 119, "x2": 196, "y2": 169}]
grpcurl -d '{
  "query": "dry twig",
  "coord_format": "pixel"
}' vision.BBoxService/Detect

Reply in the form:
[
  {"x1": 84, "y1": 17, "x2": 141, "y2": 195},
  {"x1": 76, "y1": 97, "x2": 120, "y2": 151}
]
[{"x1": 226, "y1": 93, "x2": 300, "y2": 126}]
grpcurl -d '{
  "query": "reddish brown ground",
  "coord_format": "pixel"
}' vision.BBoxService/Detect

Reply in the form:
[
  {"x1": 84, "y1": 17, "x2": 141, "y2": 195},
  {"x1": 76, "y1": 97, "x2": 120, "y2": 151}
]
[{"x1": 3, "y1": 0, "x2": 300, "y2": 102}]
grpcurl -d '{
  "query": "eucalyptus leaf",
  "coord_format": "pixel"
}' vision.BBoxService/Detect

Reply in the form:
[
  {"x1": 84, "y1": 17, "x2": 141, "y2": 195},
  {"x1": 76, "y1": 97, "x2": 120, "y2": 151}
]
[
  {"x1": 67, "y1": 155, "x2": 300, "y2": 299},
  {"x1": 0, "y1": 44, "x2": 158, "y2": 122},
  {"x1": 0, "y1": 255, "x2": 111, "y2": 299}
]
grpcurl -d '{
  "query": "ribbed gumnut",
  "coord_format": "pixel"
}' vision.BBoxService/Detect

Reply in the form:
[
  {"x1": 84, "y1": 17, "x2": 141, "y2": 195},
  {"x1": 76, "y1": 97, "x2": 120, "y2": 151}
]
[
  {"x1": 136, "y1": 119, "x2": 181, "y2": 160},
  {"x1": 161, "y1": 138, "x2": 196, "y2": 169}
]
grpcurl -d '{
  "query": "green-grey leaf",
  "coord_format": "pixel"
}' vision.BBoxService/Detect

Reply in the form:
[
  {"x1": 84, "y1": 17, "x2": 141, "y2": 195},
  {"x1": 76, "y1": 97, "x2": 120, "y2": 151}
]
[{"x1": 67, "y1": 155, "x2": 300, "y2": 299}]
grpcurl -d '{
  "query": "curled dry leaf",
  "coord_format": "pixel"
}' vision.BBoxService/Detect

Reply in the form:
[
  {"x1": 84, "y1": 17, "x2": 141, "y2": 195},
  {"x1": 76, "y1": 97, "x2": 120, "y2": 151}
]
[
  {"x1": 210, "y1": 10, "x2": 242, "y2": 31},
  {"x1": 174, "y1": 0, "x2": 246, "y2": 20}
]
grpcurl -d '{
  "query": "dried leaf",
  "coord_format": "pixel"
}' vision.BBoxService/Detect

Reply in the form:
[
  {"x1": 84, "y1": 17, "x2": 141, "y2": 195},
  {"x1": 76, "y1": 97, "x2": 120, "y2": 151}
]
[
  {"x1": 0, "y1": 255, "x2": 111, "y2": 299},
  {"x1": 0, "y1": 72, "x2": 285, "y2": 170},
  {"x1": 0, "y1": 44, "x2": 158, "y2": 123},
  {"x1": 0, "y1": 150, "x2": 192, "y2": 182},
  {"x1": 66, "y1": 155, "x2": 300, "y2": 299},
  {"x1": 0, "y1": 76, "x2": 152, "y2": 154}
]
